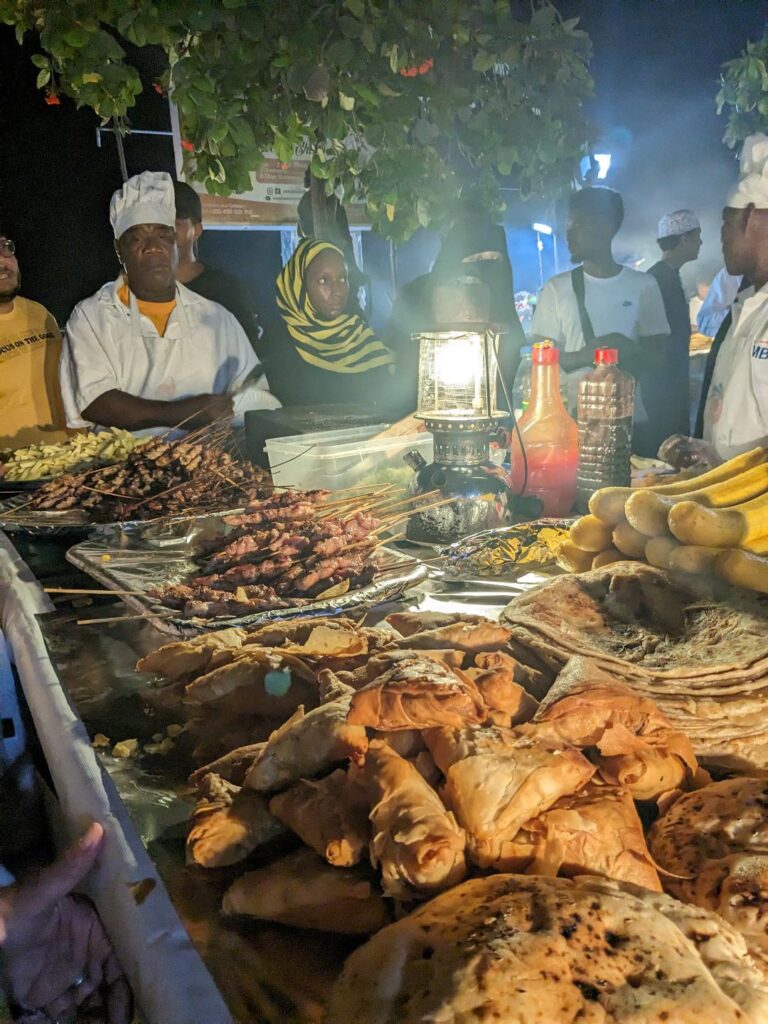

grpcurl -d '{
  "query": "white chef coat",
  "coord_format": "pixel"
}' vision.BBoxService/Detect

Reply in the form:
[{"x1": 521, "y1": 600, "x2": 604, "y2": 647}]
[
  {"x1": 59, "y1": 279, "x2": 276, "y2": 431},
  {"x1": 531, "y1": 266, "x2": 669, "y2": 412},
  {"x1": 703, "y1": 281, "x2": 768, "y2": 459}
]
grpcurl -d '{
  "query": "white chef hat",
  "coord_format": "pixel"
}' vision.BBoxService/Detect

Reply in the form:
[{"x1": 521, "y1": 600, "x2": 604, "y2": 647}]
[
  {"x1": 726, "y1": 134, "x2": 768, "y2": 209},
  {"x1": 109, "y1": 171, "x2": 176, "y2": 240},
  {"x1": 657, "y1": 209, "x2": 700, "y2": 238}
]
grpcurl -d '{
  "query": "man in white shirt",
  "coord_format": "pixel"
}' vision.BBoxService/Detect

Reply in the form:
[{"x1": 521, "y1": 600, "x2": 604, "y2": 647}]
[
  {"x1": 702, "y1": 134, "x2": 768, "y2": 459},
  {"x1": 531, "y1": 187, "x2": 670, "y2": 456},
  {"x1": 60, "y1": 171, "x2": 279, "y2": 433}
]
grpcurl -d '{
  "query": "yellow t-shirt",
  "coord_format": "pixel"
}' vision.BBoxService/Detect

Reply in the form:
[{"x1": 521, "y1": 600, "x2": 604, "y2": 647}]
[
  {"x1": 117, "y1": 283, "x2": 176, "y2": 337},
  {"x1": 0, "y1": 296, "x2": 68, "y2": 449}
]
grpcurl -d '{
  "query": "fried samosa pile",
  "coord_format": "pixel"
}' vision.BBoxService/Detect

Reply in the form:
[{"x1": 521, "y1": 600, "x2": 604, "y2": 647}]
[{"x1": 136, "y1": 609, "x2": 702, "y2": 939}]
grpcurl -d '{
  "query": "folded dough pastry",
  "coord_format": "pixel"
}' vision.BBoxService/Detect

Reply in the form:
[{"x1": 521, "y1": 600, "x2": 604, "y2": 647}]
[
  {"x1": 240, "y1": 616, "x2": 361, "y2": 648},
  {"x1": 136, "y1": 627, "x2": 246, "y2": 679},
  {"x1": 268, "y1": 769, "x2": 370, "y2": 867},
  {"x1": 534, "y1": 656, "x2": 698, "y2": 800},
  {"x1": 394, "y1": 621, "x2": 512, "y2": 654},
  {"x1": 347, "y1": 648, "x2": 466, "y2": 688},
  {"x1": 466, "y1": 650, "x2": 539, "y2": 724},
  {"x1": 326, "y1": 874, "x2": 768, "y2": 1023},
  {"x1": 350, "y1": 739, "x2": 466, "y2": 900},
  {"x1": 503, "y1": 783, "x2": 662, "y2": 891},
  {"x1": 649, "y1": 776, "x2": 768, "y2": 971},
  {"x1": 186, "y1": 773, "x2": 286, "y2": 868},
  {"x1": 424, "y1": 724, "x2": 594, "y2": 869},
  {"x1": 188, "y1": 742, "x2": 265, "y2": 789},
  {"x1": 385, "y1": 611, "x2": 494, "y2": 637},
  {"x1": 222, "y1": 848, "x2": 390, "y2": 935},
  {"x1": 347, "y1": 658, "x2": 486, "y2": 731},
  {"x1": 184, "y1": 647, "x2": 317, "y2": 709},
  {"x1": 243, "y1": 693, "x2": 368, "y2": 792}
]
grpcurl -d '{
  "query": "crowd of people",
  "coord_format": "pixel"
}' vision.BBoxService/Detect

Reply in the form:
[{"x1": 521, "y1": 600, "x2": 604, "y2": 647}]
[
  {"x1": 3, "y1": 144, "x2": 767, "y2": 461},
  {"x1": 1, "y1": 135, "x2": 768, "y2": 1020}
]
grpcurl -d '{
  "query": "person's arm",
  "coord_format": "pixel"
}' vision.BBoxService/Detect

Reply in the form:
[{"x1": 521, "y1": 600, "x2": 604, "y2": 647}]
[
  {"x1": 82, "y1": 389, "x2": 233, "y2": 431},
  {"x1": 0, "y1": 823, "x2": 131, "y2": 1024}
]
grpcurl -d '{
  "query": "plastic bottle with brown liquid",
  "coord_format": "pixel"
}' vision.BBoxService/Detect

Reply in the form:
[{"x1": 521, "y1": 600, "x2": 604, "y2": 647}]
[
  {"x1": 575, "y1": 347, "x2": 635, "y2": 511},
  {"x1": 510, "y1": 343, "x2": 578, "y2": 516}
]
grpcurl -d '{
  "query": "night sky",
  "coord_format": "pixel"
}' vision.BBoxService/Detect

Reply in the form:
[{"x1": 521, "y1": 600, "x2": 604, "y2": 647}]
[{"x1": 0, "y1": 1, "x2": 766, "y2": 326}]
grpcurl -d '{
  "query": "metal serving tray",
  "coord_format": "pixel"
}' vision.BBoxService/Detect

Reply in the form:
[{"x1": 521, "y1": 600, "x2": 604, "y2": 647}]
[{"x1": 66, "y1": 535, "x2": 428, "y2": 637}]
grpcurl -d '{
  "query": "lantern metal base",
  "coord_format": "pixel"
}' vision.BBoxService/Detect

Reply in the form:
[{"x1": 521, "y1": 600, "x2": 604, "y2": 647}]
[{"x1": 405, "y1": 444, "x2": 515, "y2": 547}]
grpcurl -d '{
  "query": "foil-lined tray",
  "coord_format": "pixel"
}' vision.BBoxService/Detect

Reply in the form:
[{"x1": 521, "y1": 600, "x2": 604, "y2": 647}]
[
  {"x1": 440, "y1": 520, "x2": 573, "y2": 581},
  {"x1": 0, "y1": 495, "x2": 247, "y2": 541},
  {"x1": 66, "y1": 536, "x2": 428, "y2": 636}
]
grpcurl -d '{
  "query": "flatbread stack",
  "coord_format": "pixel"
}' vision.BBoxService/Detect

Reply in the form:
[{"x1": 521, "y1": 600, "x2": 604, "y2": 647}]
[
  {"x1": 326, "y1": 873, "x2": 768, "y2": 1023},
  {"x1": 502, "y1": 561, "x2": 768, "y2": 770},
  {"x1": 649, "y1": 776, "x2": 768, "y2": 975}
]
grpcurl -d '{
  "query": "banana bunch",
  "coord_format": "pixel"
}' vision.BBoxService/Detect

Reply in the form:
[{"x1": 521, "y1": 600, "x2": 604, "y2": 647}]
[
  {"x1": 1, "y1": 428, "x2": 147, "y2": 482},
  {"x1": 558, "y1": 446, "x2": 768, "y2": 595}
]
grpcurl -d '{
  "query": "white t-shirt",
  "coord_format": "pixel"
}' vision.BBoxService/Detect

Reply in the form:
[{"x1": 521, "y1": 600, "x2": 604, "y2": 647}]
[
  {"x1": 696, "y1": 267, "x2": 741, "y2": 338},
  {"x1": 59, "y1": 280, "x2": 272, "y2": 431},
  {"x1": 703, "y1": 282, "x2": 768, "y2": 460},
  {"x1": 531, "y1": 266, "x2": 669, "y2": 411}
]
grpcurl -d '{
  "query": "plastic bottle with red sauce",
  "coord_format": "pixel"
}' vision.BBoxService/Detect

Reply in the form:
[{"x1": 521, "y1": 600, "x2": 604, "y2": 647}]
[{"x1": 510, "y1": 342, "x2": 578, "y2": 515}]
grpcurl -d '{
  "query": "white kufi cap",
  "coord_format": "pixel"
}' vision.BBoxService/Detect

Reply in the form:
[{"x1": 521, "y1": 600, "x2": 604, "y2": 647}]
[
  {"x1": 657, "y1": 209, "x2": 700, "y2": 238},
  {"x1": 726, "y1": 134, "x2": 768, "y2": 210},
  {"x1": 109, "y1": 170, "x2": 176, "y2": 240}
]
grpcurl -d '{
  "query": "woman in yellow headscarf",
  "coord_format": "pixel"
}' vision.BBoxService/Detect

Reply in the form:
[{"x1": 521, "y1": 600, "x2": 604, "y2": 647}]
[{"x1": 260, "y1": 239, "x2": 399, "y2": 409}]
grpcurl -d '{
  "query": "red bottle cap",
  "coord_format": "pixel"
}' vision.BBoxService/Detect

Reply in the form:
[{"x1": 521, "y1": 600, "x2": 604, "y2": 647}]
[
  {"x1": 532, "y1": 344, "x2": 559, "y2": 364},
  {"x1": 595, "y1": 347, "x2": 619, "y2": 365}
]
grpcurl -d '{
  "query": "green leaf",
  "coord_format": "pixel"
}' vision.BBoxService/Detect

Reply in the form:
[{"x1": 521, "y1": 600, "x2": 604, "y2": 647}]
[
  {"x1": 63, "y1": 26, "x2": 90, "y2": 48},
  {"x1": 389, "y1": 44, "x2": 399, "y2": 74},
  {"x1": 82, "y1": 72, "x2": 102, "y2": 84},
  {"x1": 31, "y1": 54, "x2": 48, "y2": 69},
  {"x1": 327, "y1": 38, "x2": 355, "y2": 66},
  {"x1": 344, "y1": 0, "x2": 365, "y2": 18},
  {"x1": 339, "y1": 90, "x2": 355, "y2": 110},
  {"x1": 377, "y1": 82, "x2": 401, "y2": 97},
  {"x1": 361, "y1": 26, "x2": 375, "y2": 53},
  {"x1": 472, "y1": 51, "x2": 496, "y2": 73},
  {"x1": 351, "y1": 82, "x2": 380, "y2": 106},
  {"x1": 36, "y1": 67, "x2": 51, "y2": 88},
  {"x1": 416, "y1": 198, "x2": 429, "y2": 227}
]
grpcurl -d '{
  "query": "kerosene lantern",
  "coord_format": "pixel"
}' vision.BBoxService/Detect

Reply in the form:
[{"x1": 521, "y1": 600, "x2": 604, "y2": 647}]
[{"x1": 405, "y1": 325, "x2": 515, "y2": 544}]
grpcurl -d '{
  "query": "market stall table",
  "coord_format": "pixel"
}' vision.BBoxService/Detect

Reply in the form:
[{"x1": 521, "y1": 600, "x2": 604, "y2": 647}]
[{"x1": 0, "y1": 529, "x2": 530, "y2": 1023}]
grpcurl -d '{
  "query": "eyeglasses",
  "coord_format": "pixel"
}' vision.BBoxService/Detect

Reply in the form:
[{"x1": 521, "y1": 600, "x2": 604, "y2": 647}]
[{"x1": 0, "y1": 239, "x2": 16, "y2": 257}]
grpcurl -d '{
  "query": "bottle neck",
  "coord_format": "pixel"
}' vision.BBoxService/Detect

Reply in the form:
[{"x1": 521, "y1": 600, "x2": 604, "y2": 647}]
[{"x1": 529, "y1": 361, "x2": 565, "y2": 414}]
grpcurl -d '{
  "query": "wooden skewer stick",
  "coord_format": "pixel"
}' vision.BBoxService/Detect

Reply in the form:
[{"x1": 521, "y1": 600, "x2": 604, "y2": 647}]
[
  {"x1": 375, "y1": 494, "x2": 459, "y2": 531},
  {"x1": 45, "y1": 587, "x2": 147, "y2": 597},
  {"x1": 77, "y1": 610, "x2": 177, "y2": 625}
]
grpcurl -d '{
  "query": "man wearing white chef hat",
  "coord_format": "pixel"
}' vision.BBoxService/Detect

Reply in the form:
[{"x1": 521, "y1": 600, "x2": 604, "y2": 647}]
[
  {"x1": 699, "y1": 135, "x2": 768, "y2": 458},
  {"x1": 647, "y1": 209, "x2": 702, "y2": 438},
  {"x1": 59, "y1": 170, "x2": 279, "y2": 434}
]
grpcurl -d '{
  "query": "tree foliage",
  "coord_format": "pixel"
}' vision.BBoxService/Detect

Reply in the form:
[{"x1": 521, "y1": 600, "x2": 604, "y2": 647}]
[
  {"x1": 1, "y1": 0, "x2": 594, "y2": 241},
  {"x1": 718, "y1": 35, "x2": 768, "y2": 148}
]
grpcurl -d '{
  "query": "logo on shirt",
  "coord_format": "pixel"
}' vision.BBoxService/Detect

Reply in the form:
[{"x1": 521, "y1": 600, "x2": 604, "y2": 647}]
[
  {"x1": 752, "y1": 342, "x2": 768, "y2": 360},
  {"x1": 622, "y1": 300, "x2": 633, "y2": 307}
]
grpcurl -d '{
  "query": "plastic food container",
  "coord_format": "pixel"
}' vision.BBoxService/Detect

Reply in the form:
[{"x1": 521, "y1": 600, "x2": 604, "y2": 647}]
[{"x1": 265, "y1": 425, "x2": 433, "y2": 492}]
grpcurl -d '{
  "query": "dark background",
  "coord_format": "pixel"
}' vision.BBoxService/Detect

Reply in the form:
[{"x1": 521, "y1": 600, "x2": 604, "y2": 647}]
[{"x1": 0, "y1": 0, "x2": 765, "y2": 330}]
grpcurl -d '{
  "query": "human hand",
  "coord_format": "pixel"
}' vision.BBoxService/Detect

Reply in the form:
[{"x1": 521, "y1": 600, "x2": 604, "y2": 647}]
[
  {"x1": 0, "y1": 823, "x2": 131, "y2": 1024},
  {"x1": 203, "y1": 393, "x2": 235, "y2": 424}
]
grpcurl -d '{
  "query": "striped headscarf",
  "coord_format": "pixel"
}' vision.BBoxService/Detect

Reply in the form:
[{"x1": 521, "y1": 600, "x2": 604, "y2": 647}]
[{"x1": 276, "y1": 239, "x2": 394, "y2": 374}]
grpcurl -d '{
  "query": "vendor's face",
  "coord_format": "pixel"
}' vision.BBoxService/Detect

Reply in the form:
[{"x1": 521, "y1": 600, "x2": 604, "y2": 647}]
[
  {"x1": 721, "y1": 207, "x2": 751, "y2": 276},
  {"x1": 0, "y1": 237, "x2": 20, "y2": 302},
  {"x1": 306, "y1": 250, "x2": 349, "y2": 320},
  {"x1": 118, "y1": 223, "x2": 178, "y2": 300}
]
